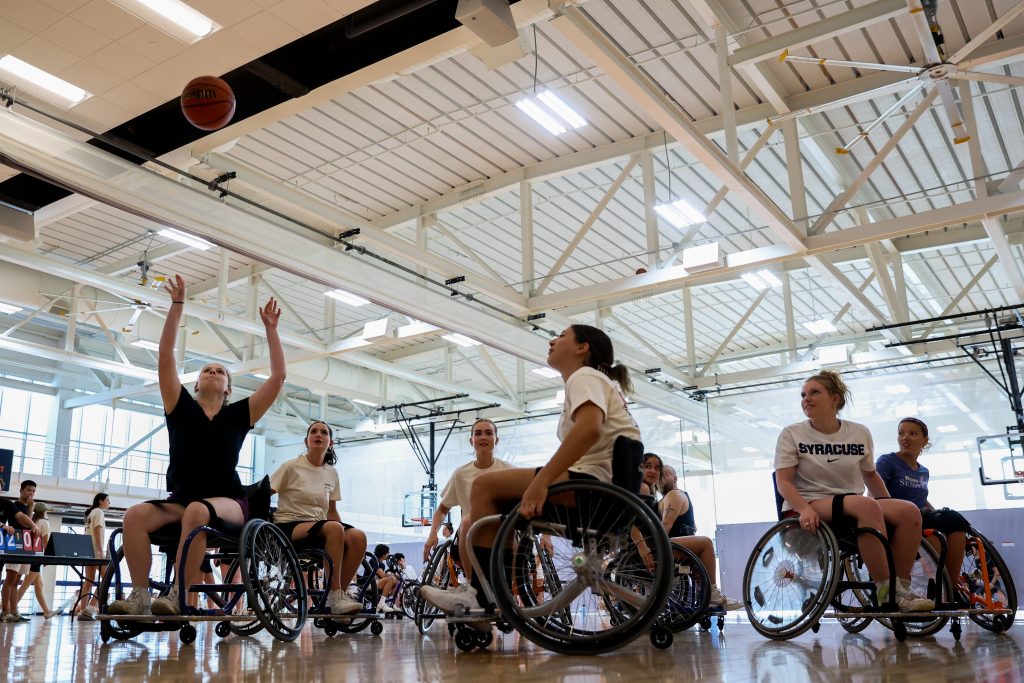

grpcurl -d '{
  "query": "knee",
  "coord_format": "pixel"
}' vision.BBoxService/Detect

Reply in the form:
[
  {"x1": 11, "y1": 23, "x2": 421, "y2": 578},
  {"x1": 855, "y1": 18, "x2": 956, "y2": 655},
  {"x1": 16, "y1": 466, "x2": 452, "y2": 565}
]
[
  {"x1": 890, "y1": 501, "x2": 922, "y2": 527},
  {"x1": 123, "y1": 504, "x2": 148, "y2": 530},
  {"x1": 345, "y1": 528, "x2": 366, "y2": 548},
  {"x1": 322, "y1": 521, "x2": 344, "y2": 539},
  {"x1": 181, "y1": 502, "x2": 210, "y2": 530}
]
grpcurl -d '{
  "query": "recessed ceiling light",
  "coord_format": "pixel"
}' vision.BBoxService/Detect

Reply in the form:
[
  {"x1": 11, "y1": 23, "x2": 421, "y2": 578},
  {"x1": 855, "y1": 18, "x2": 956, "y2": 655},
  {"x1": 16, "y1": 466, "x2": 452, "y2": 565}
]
[
  {"x1": 0, "y1": 55, "x2": 90, "y2": 105},
  {"x1": 531, "y1": 367, "x2": 560, "y2": 379},
  {"x1": 351, "y1": 398, "x2": 377, "y2": 407},
  {"x1": 536, "y1": 90, "x2": 587, "y2": 128},
  {"x1": 0, "y1": 302, "x2": 22, "y2": 314},
  {"x1": 110, "y1": 0, "x2": 219, "y2": 41},
  {"x1": 886, "y1": 384, "x2": 911, "y2": 395},
  {"x1": 324, "y1": 289, "x2": 370, "y2": 307},
  {"x1": 657, "y1": 414, "x2": 677, "y2": 422},
  {"x1": 936, "y1": 424, "x2": 957, "y2": 433},
  {"x1": 159, "y1": 227, "x2": 213, "y2": 250},
  {"x1": 442, "y1": 333, "x2": 480, "y2": 347}
]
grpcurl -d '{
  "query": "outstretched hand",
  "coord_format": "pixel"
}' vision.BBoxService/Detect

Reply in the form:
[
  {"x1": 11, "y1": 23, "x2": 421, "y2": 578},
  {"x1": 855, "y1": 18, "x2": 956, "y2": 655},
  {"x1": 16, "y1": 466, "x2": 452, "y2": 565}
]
[
  {"x1": 260, "y1": 297, "x2": 281, "y2": 329},
  {"x1": 519, "y1": 477, "x2": 549, "y2": 519},
  {"x1": 164, "y1": 274, "x2": 186, "y2": 303}
]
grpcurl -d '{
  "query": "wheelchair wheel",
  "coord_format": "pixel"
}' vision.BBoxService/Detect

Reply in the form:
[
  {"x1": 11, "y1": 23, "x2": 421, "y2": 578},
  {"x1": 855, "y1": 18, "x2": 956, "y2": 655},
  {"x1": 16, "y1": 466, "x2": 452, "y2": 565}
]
[
  {"x1": 963, "y1": 529, "x2": 1017, "y2": 632},
  {"x1": 240, "y1": 520, "x2": 307, "y2": 642},
  {"x1": 659, "y1": 543, "x2": 711, "y2": 633},
  {"x1": 417, "y1": 544, "x2": 453, "y2": 634},
  {"x1": 491, "y1": 480, "x2": 672, "y2": 655},
  {"x1": 221, "y1": 557, "x2": 263, "y2": 636},
  {"x1": 743, "y1": 518, "x2": 840, "y2": 640},
  {"x1": 835, "y1": 555, "x2": 872, "y2": 634},
  {"x1": 96, "y1": 545, "x2": 143, "y2": 642},
  {"x1": 401, "y1": 581, "x2": 420, "y2": 621}
]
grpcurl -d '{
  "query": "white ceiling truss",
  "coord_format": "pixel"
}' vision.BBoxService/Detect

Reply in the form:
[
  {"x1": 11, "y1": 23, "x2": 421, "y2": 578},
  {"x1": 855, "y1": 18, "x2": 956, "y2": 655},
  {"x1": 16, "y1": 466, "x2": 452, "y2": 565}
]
[{"x1": 0, "y1": 0, "x2": 1022, "y2": 438}]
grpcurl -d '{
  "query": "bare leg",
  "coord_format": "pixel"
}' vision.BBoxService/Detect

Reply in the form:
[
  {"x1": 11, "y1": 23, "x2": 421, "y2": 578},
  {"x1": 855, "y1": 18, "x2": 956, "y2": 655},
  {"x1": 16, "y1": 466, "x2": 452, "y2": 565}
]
[
  {"x1": 175, "y1": 498, "x2": 244, "y2": 592},
  {"x1": 809, "y1": 496, "x2": 889, "y2": 580},
  {"x1": 338, "y1": 530, "x2": 367, "y2": 591},
  {"x1": 878, "y1": 499, "x2": 924, "y2": 578},
  {"x1": 672, "y1": 536, "x2": 716, "y2": 578},
  {"x1": 122, "y1": 503, "x2": 185, "y2": 588}
]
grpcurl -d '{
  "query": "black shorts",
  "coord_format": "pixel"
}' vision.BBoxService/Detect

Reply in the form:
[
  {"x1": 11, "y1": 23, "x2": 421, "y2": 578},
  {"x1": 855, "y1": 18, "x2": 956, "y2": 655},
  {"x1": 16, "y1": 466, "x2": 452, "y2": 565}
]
[
  {"x1": 532, "y1": 466, "x2": 600, "y2": 482},
  {"x1": 200, "y1": 557, "x2": 213, "y2": 574},
  {"x1": 922, "y1": 508, "x2": 970, "y2": 534},
  {"x1": 275, "y1": 519, "x2": 353, "y2": 542}
]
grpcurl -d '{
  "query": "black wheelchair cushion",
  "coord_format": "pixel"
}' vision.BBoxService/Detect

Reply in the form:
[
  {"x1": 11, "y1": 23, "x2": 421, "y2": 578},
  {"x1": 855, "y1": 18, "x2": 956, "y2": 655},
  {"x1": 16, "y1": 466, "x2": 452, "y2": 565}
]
[
  {"x1": 243, "y1": 475, "x2": 273, "y2": 522},
  {"x1": 611, "y1": 436, "x2": 644, "y2": 494}
]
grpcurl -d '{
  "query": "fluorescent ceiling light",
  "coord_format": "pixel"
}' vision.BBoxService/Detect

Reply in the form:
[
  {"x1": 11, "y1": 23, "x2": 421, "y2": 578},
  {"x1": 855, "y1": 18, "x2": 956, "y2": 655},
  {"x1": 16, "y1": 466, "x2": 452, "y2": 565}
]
[
  {"x1": 555, "y1": 389, "x2": 566, "y2": 402},
  {"x1": 818, "y1": 345, "x2": 848, "y2": 365},
  {"x1": 516, "y1": 90, "x2": 587, "y2": 135},
  {"x1": 757, "y1": 270, "x2": 782, "y2": 288},
  {"x1": 159, "y1": 227, "x2": 213, "y2": 250},
  {"x1": 111, "y1": 0, "x2": 217, "y2": 39},
  {"x1": 531, "y1": 367, "x2": 561, "y2": 379},
  {"x1": 742, "y1": 446, "x2": 759, "y2": 453},
  {"x1": 678, "y1": 429, "x2": 694, "y2": 443},
  {"x1": 741, "y1": 272, "x2": 768, "y2": 291},
  {"x1": 654, "y1": 199, "x2": 705, "y2": 228},
  {"x1": 936, "y1": 424, "x2": 957, "y2": 433},
  {"x1": 250, "y1": 373, "x2": 269, "y2": 379},
  {"x1": 803, "y1": 319, "x2": 838, "y2": 335},
  {"x1": 0, "y1": 302, "x2": 22, "y2": 314},
  {"x1": 885, "y1": 384, "x2": 911, "y2": 395},
  {"x1": 536, "y1": 91, "x2": 587, "y2": 128},
  {"x1": 442, "y1": 333, "x2": 480, "y2": 347},
  {"x1": 657, "y1": 414, "x2": 677, "y2": 422},
  {"x1": 681, "y1": 242, "x2": 721, "y2": 271},
  {"x1": 0, "y1": 55, "x2": 90, "y2": 105},
  {"x1": 351, "y1": 398, "x2": 377, "y2": 407},
  {"x1": 130, "y1": 339, "x2": 160, "y2": 351},
  {"x1": 324, "y1": 289, "x2": 370, "y2": 307}
]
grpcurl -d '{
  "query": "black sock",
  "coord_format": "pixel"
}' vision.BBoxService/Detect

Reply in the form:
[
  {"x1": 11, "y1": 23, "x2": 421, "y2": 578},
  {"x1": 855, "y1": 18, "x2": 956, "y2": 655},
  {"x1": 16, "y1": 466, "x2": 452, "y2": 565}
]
[{"x1": 469, "y1": 546, "x2": 494, "y2": 610}]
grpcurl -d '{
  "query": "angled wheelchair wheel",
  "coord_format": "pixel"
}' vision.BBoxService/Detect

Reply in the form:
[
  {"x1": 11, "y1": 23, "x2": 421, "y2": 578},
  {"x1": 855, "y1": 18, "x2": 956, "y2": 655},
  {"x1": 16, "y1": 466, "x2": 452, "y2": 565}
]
[
  {"x1": 240, "y1": 520, "x2": 307, "y2": 642},
  {"x1": 401, "y1": 581, "x2": 420, "y2": 621},
  {"x1": 97, "y1": 545, "x2": 143, "y2": 642},
  {"x1": 660, "y1": 543, "x2": 711, "y2": 633},
  {"x1": 222, "y1": 557, "x2": 263, "y2": 636},
  {"x1": 743, "y1": 518, "x2": 840, "y2": 640},
  {"x1": 963, "y1": 529, "x2": 1016, "y2": 632},
  {"x1": 491, "y1": 480, "x2": 672, "y2": 655},
  {"x1": 417, "y1": 544, "x2": 453, "y2": 634}
]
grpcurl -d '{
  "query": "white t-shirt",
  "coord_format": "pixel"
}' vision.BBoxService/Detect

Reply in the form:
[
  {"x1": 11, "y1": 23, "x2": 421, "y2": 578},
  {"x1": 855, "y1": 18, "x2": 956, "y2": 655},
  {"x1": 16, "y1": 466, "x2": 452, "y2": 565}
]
[
  {"x1": 271, "y1": 455, "x2": 341, "y2": 524},
  {"x1": 557, "y1": 367, "x2": 641, "y2": 482},
  {"x1": 86, "y1": 507, "x2": 106, "y2": 554},
  {"x1": 439, "y1": 458, "x2": 512, "y2": 519},
  {"x1": 774, "y1": 419, "x2": 875, "y2": 511}
]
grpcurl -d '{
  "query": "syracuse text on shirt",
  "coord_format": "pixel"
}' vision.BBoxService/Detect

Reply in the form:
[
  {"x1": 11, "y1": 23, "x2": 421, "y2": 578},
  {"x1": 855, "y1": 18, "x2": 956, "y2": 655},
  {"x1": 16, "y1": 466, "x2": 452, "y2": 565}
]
[{"x1": 797, "y1": 443, "x2": 866, "y2": 456}]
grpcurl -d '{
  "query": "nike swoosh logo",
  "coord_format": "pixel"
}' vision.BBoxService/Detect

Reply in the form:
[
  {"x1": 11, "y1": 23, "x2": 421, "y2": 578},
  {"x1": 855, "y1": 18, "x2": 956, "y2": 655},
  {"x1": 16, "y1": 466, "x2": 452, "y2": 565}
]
[{"x1": 827, "y1": 458, "x2": 840, "y2": 463}]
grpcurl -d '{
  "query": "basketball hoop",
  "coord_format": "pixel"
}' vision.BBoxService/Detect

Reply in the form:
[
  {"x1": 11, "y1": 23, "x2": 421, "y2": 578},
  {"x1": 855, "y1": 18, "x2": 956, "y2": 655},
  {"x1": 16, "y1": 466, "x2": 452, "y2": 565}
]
[{"x1": 411, "y1": 517, "x2": 430, "y2": 526}]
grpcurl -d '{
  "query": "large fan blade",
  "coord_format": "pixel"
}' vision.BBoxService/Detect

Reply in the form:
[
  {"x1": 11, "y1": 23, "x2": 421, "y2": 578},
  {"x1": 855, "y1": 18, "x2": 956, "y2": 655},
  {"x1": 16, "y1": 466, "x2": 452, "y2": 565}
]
[
  {"x1": 949, "y1": 1, "x2": 1024, "y2": 64},
  {"x1": 766, "y1": 78, "x2": 920, "y2": 126},
  {"x1": 781, "y1": 51, "x2": 921, "y2": 74},
  {"x1": 951, "y1": 70, "x2": 1024, "y2": 89},
  {"x1": 936, "y1": 81, "x2": 970, "y2": 144},
  {"x1": 906, "y1": 1, "x2": 943, "y2": 64},
  {"x1": 835, "y1": 83, "x2": 926, "y2": 154}
]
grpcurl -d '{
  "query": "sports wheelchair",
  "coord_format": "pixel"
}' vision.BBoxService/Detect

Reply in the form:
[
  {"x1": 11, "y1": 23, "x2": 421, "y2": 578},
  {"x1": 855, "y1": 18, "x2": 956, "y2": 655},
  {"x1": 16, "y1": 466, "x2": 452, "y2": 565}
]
[
  {"x1": 444, "y1": 438, "x2": 675, "y2": 654},
  {"x1": 743, "y1": 476, "x2": 954, "y2": 642},
  {"x1": 97, "y1": 477, "x2": 308, "y2": 644},
  {"x1": 415, "y1": 537, "x2": 462, "y2": 635},
  {"x1": 295, "y1": 541, "x2": 387, "y2": 637}
]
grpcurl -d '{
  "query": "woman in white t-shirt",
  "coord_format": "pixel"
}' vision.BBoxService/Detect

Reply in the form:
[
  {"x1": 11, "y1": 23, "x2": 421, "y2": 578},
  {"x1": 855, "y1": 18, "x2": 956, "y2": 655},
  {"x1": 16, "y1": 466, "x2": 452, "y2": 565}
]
[
  {"x1": 76, "y1": 492, "x2": 110, "y2": 619},
  {"x1": 270, "y1": 421, "x2": 366, "y2": 615},
  {"x1": 14, "y1": 502, "x2": 56, "y2": 618},
  {"x1": 774, "y1": 369, "x2": 932, "y2": 612},
  {"x1": 421, "y1": 324, "x2": 640, "y2": 613}
]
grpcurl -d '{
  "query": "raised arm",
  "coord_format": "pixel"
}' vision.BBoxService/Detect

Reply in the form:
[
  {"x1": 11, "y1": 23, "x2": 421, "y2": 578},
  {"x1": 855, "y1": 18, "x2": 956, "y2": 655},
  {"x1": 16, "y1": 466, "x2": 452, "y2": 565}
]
[
  {"x1": 248, "y1": 298, "x2": 285, "y2": 425},
  {"x1": 159, "y1": 275, "x2": 187, "y2": 413}
]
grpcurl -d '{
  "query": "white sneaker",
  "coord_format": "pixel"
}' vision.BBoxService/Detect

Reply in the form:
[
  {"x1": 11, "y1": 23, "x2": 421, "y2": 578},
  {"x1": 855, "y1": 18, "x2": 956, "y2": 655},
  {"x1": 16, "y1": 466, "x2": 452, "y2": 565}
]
[
  {"x1": 708, "y1": 586, "x2": 743, "y2": 611},
  {"x1": 151, "y1": 587, "x2": 181, "y2": 616},
  {"x1": 327, "y1": 589, "x2": 362, "y2": 615},
  {"x1": 419, "y1": 583, "x2": 478, "y2": 613},
  {"x1": 876, "y1": 580, "x2": 934, "y2": 612},
  {"x1": 76, "y1": 607, "x2": 96, "y2": 621},
  {"x1": 376, "y1": 598, "x2": 398, "y2": 614},
  {"x1": 109, "y1": 587, "x2": 153, "y2": 616}
]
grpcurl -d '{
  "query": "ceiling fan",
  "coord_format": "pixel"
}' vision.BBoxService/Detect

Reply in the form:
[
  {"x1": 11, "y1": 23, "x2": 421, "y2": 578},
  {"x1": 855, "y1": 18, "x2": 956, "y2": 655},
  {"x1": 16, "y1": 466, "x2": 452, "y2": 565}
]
[{"x1": 774, "y1": 0, "x2": 1024, "y2": 154}]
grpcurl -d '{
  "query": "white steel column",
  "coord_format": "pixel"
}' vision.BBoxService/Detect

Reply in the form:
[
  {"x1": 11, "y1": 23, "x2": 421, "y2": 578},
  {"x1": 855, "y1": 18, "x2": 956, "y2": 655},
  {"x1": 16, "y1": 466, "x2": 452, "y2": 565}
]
[
  {"x1": 782, "y1": 120, "x2": 808, "y2": 236},
  {"x1": 716, "y1": 23, "x2": 739, "y2": 164},
  {"x1": 520, "y1": 180, "x2": 534, "y2": 296},
  {"x1": 641, "y1": 149, "x2": 659, "y2": 269}
]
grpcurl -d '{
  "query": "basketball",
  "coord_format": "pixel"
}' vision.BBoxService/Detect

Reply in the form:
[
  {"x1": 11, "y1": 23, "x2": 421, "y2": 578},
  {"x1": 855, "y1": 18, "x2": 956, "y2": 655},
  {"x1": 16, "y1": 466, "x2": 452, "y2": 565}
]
[
  {"x1": 180, "y1": 76, "x2": 235, "y2": 131},
  {"x1": 635, "y1": 267, "x2": 647, "y2": 274}
]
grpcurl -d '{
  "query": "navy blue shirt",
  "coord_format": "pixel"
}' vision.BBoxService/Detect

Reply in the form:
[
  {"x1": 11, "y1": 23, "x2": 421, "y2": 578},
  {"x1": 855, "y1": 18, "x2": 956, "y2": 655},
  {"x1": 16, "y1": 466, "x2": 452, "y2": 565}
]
[{"x1": 875, "y1": 452, "x2": 929, "y2": 508}]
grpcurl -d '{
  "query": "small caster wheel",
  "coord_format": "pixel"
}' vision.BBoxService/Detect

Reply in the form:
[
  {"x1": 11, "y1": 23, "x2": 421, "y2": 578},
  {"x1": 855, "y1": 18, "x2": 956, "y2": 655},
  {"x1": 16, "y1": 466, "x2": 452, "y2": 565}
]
[
  {"x1": 496, "y1": 620, "x2": 514, "y2": 634},
  {"x1": 650, "y1": 626, "x2": 673, "y2": 649},
  {"x1": 950, "y1": 621, "x2": 961, "y2": 641},
  {"x1": 475, "y1": 629, "x2": 493, "y2": 648},
  {"x1": 324, "y1": 624, "x2": 338, "y2": 637},
  {"x1": 179, "y1": 624, "x2": 197, "y2": 645},
  {"x1": 313, "y1": 618, "x2": 326, "y2": 629},
  {"x1": 699, "y1": 616, "x2": 712, "y2": 631},
  {"x1": 448, "y1": 623, "x2": 457, "y2": 636},
  {"x1": 370, "y1": 620, "x2": 384, "y2": 636},
  {"x1": 101, "y1": 633, "x2": 110, "y2": 644},
  {"x1": 811, "y1": 622, "x2": 820, "y2": 634},
  {"x1": 455, "y1": 628, "x2": 476, "y2": 652},
  {"x1": 893, "y1": 621, "x2": 907, "y2": 642},
  {"x1": 215, "y1": 621, "x2": 230, "y2": 638},
  {"x1": 717, "y1": 615, "x2": 725, "y2": 631}
]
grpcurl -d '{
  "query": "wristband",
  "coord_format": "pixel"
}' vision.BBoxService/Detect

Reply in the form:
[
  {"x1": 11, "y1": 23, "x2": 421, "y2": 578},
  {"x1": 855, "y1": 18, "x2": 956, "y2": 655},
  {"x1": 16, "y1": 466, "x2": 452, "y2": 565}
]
[{"x1": 172, "y1": 300, "x2": 184, "y2": 304}]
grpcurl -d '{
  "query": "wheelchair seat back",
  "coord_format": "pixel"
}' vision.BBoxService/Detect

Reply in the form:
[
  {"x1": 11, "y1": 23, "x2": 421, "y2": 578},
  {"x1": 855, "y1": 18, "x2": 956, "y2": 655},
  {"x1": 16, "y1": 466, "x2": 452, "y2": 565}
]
[{"x1": 610, "y1": 435, "x2": 644, "y2": 494}]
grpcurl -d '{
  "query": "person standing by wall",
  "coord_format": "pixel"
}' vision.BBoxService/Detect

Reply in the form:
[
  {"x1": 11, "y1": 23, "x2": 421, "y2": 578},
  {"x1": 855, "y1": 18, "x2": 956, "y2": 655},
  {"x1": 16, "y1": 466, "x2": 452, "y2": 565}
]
[{"x1": 75, "y1": 493, "x2": 110, "y2": 620}]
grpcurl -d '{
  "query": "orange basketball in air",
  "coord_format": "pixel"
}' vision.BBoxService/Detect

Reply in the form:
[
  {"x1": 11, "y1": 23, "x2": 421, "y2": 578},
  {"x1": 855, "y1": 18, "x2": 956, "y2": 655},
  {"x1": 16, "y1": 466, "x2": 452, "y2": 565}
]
[{"x1": 181, "y1": 75, "x2": 235, "y2": 131}]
